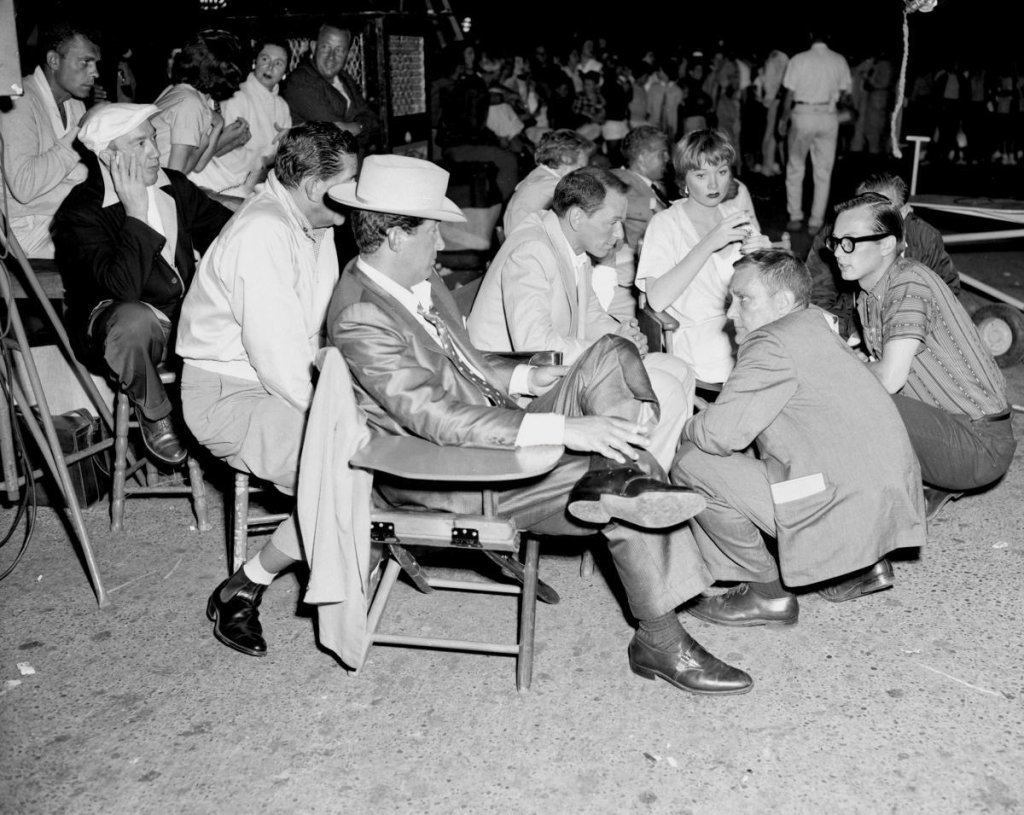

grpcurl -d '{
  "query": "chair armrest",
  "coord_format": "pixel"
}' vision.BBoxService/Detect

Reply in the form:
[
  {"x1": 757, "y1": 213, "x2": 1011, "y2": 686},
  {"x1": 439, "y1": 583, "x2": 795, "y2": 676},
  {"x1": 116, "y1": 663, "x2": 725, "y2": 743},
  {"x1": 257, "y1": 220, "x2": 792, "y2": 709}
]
[
  {"x1": 640, "y1": 302, "x2": 679, "y2": 332},
  {"x1": 637, "y1": 301, "x2": 679, "y2": 353},
  {"x1": 350, "y1": 436, "x2": 564, "y2": 483},
  {"x1": 489, "y1": 350, "x2": 564, "y2": 366}
]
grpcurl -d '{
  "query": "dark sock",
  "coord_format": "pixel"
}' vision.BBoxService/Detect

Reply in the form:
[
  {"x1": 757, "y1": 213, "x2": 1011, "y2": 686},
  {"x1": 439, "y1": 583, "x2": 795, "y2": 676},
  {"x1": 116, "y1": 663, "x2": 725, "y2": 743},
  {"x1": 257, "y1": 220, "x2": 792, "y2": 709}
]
[
  {"x1": 219, "y1": 567, "x2": 254, "y2": 602},
  {"x1": 637, "y1": 611, "x2": 685, "y2": 650},
  {"x1": 748, "y1": 577, "x2": 793, "y2": 599}
]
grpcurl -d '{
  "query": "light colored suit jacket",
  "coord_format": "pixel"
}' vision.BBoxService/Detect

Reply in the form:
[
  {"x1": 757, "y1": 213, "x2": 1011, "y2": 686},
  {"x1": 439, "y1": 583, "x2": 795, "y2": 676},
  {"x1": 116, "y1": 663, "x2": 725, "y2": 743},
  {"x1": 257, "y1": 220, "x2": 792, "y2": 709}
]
[
  {"x1": 329, "y1": 262, "x2": 525, "y2": 449},
  {"x1": 684, "y1": 306, "x2": 926, "y2": 584},
  {"x1": 296, "y1": 347, "x2": 373, "y2": 669},
  {"x1": 467, "y1": 210, "x2": 619, "y2": 364},
  {"x1": 502, "y1": 165, "x2": 559, "y2": 235}
]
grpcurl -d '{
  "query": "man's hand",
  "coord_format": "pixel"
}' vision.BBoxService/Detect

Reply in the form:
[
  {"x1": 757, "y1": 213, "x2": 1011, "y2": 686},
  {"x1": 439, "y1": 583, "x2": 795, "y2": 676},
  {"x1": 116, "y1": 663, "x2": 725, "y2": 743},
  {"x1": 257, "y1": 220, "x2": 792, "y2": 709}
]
[
  {"x1": 615, "y1": 318, "x2": 648, "y2": 355},
  {"x1": 563, "y1": 415, "x2": 651, "y2": 464},
  {"x1": 527, "y1": 364, "x2": 567, "y2": 395},
  {"x1": 107, "y1": 150, "x2": 148, "y2": 220},
  {"x1": 335, "y1": 121, "x2": 363, "y2": 136}
]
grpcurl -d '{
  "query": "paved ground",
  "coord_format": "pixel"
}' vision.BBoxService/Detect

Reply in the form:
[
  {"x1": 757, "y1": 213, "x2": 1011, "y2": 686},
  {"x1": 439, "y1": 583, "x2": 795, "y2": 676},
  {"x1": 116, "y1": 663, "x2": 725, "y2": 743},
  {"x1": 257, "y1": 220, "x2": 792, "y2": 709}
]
[{"x1": 3, "y1": 161, "x2": 1024, "y2": 814}]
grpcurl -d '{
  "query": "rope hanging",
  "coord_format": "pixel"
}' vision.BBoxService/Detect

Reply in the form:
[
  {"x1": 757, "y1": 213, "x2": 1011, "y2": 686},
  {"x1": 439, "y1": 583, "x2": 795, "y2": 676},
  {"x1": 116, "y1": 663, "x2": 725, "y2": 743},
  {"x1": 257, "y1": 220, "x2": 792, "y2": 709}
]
[
  {"x1": 894, "y1": 0, "x2": 939, "y2": 158},
  {"x1": 890, "y1": 10, "x2": 911, "y2": 159}
]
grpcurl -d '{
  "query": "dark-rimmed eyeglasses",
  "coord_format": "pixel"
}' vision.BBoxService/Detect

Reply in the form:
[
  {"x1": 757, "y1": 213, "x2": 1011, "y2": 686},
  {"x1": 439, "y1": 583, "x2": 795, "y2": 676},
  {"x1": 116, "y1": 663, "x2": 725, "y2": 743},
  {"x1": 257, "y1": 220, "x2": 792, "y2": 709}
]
[{"x1": 825, "y1": 233, "x2": 891, "y2": 254}]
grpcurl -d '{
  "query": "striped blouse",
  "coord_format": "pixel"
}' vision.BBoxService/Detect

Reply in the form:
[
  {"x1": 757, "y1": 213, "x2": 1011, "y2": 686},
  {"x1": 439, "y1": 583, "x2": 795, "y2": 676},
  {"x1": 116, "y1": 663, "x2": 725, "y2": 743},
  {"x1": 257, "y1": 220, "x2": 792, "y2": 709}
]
[{"x1": 857, "y1": 257, "x2": 1007, "y2": 420}]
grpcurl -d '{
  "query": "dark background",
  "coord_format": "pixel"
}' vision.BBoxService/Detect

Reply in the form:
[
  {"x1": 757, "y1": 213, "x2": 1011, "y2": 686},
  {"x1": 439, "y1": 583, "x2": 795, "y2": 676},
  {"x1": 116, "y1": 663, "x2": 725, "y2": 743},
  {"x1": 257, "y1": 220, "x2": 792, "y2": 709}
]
[{"x1": 6, "y1": 0, "x2": 1015, "y2": 80}]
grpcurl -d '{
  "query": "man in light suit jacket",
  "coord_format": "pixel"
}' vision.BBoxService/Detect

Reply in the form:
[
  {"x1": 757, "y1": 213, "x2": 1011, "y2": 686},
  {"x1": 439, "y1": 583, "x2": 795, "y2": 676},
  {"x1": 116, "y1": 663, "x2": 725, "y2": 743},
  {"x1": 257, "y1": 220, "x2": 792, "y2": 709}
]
[
  {"x1": 328, "y1": 154, "x2": 753, "y2": 696},
  {"x1": 672, "y1": 249, "x2": 925, "y2": 626},
  {"x1": 467, "y1": 167, "x2": 693, "y2": 471}
]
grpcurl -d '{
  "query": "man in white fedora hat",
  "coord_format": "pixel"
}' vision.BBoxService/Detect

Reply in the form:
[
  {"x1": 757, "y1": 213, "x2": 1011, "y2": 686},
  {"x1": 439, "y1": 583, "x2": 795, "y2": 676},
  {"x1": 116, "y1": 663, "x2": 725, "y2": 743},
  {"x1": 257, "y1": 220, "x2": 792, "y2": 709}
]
[
  {"x1": 176, "y1": 123, "x2": 359, "y2": 659},
  {"x1": 53, "y1": 101, "x2": 232, "y2": 465},
  {"x1": 326, "y1": 154, "x2": 754, "y2": 696}
]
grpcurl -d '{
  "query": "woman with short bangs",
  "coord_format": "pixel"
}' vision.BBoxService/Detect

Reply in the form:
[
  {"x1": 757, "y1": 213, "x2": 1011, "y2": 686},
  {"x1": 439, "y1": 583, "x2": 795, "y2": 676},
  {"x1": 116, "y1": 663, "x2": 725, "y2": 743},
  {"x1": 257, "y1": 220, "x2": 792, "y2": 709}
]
[{"x1": 636, "y1": 128, "x2": 769, "y2": 385}]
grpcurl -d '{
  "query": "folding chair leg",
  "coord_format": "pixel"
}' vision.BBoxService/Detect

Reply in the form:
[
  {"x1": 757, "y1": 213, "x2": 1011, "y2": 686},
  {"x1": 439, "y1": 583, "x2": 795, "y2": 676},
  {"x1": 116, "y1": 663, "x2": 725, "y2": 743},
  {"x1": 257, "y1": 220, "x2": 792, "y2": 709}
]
[
  {"x1": 516, "y1": 535, "x2": 540, "y2": 692},
  {"x1": 187, "y1": 456, "x2": 212, "y2": 533},
  {"x1": 359, "y1": 557, "x2": 403, "y2": 671},
  {"x1": 111, "y1": 393, "x2": 130, "y2": 532},
  {"x1": 231, "y1": 472, "x2": 250, "y2": 572},
  {"x1": 580, "y1": 549, "x2": 595, "y2": 578}
]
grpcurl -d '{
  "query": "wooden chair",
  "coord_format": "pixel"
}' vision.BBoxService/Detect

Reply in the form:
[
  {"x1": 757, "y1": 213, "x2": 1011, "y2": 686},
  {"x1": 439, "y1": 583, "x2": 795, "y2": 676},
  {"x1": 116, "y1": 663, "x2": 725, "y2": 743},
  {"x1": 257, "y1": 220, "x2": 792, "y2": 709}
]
[
  {"x1": 229, "y1": 470, "x2": 290, "y2": 572},
  {"x1": 350, "y1": 437, "x2": 562, "y2": 692},
  {"x1": 636, "y1": 296, "x2": 723, "y2": 400},
  {"x1": 110, "y1": 369, "x2": 210, "y2": 533}
]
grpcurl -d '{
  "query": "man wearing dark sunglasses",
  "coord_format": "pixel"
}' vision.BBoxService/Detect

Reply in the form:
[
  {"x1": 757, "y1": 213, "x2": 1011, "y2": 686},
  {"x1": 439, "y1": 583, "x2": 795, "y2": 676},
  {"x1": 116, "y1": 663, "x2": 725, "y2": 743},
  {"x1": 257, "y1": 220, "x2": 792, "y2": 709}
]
[{"x1": 833, "y1": 192, "x2": 1015, "y2": 519}]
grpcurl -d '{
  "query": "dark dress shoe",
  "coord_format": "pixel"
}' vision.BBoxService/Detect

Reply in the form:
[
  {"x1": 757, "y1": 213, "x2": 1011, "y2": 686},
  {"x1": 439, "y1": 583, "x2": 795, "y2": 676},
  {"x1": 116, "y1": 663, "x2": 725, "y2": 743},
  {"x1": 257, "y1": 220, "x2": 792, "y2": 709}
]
[
  {"x1": 567, "y1": 468, "x2": 707, "y2": 528},
  {"x1": 923, "y1": 486, "x2": 963, "y2": 522},
  {"x1": 136, "y1": 410, "x2": 187, "y2": 466},
  {"x1": 628, "y1": 631, "x2": 753, "y2": 695},
  {"x1": 818, "y1": 559, "x2": 894, "y2": 603},
  {"x1": 687, "y1": 583, "x2": 799, "y2": 627},
  {"x1": 207, "y1": 578, "x2": 268, "y2": 657}
]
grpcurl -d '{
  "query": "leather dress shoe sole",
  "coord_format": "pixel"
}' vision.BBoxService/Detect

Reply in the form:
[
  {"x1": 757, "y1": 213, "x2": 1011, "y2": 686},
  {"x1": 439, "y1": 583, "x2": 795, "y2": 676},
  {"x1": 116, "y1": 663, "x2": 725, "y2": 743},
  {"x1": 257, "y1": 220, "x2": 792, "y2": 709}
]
[
  {"x1": 206, "y1": 592, "x2": 267, "y2": 658},
  {"x1": 628, "y1": 635, "x2": 754, "y2": 696},
  {"x1": 568, "y1": 491, "x2": 706, "y2": 528},
  {"x1": 630, "y1": 660, "x2": 753, "y2": 696},
  {"x1": 687, "y1": 602, "x2": 798, "y2": 628},
  {"x1": 818, "y1": 560, "x2": 894, "y2": 603}
]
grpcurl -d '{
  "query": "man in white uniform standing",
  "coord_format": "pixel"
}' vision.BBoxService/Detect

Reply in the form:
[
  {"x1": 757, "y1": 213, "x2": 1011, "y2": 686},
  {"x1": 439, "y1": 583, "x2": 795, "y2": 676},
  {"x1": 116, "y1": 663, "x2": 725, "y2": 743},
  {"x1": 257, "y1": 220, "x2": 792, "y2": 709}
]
[{"x1": 778, "y1": 31, "x2": 851, "y2": 233}]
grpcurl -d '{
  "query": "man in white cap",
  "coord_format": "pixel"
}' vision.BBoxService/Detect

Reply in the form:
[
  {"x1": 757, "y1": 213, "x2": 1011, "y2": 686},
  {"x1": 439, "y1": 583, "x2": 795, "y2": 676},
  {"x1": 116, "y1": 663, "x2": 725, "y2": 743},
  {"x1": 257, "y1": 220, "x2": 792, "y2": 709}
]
[
  {"x1": 176, "y1": 123, "x2": 358, "y2": 658},
  {"x1": 326, "y1": 154, "x2": 754, "y2": 696},
  {"x1": 0, "y1": 19, "x2": 100, "y2": 258},
  {"x1": 53, "y1": 103, "x2": 231, "y2": 464}
]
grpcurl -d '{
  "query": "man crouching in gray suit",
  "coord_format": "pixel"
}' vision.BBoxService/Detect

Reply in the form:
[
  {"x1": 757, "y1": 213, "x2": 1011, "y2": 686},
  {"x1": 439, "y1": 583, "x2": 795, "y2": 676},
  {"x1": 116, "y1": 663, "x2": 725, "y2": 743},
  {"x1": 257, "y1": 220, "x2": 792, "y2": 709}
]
[
  {"x1": 673, "y1": 249, "x2": 926, "y2": 626},
  {"x1": 327, "y1": 154, "x2": 753, "y2": 695}
]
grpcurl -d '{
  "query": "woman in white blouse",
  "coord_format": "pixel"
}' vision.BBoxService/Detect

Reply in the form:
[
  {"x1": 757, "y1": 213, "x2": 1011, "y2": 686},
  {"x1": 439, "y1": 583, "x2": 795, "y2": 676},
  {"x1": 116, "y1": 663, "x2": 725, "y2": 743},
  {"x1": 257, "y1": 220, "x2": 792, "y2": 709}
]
[{"x1": 636, "y1": 129, "x2": 769, "y2": 384}]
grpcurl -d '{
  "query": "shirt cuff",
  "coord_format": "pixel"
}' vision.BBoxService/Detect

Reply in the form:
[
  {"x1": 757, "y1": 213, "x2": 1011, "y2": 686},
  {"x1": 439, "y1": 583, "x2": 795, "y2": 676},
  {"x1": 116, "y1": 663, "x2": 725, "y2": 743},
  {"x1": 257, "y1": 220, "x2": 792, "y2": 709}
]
[
  {"x1": 509, "y1": 364, "x2": 533, "y2": 397},
  {"x1": 515, "y1": 413, "x2": 565, "y2": 447}
]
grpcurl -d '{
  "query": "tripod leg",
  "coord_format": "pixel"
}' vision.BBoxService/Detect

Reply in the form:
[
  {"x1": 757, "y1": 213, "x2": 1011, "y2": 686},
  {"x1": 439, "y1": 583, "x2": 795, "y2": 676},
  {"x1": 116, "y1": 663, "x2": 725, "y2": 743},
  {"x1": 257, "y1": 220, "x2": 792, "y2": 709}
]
[
  {"x1": 0, "y1": 234, "x2": 117, "y2": 433},
  {"x1": 0, "y1": 277, "x2": 110, "y2": 607}
]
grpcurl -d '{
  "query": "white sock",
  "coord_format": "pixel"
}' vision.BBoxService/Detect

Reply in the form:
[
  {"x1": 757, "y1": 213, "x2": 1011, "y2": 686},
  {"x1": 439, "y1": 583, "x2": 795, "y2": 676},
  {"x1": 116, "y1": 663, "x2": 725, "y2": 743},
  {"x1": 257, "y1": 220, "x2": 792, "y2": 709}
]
[{"x1": 242, "y1": 557, "x2": 276, "y2": 586}]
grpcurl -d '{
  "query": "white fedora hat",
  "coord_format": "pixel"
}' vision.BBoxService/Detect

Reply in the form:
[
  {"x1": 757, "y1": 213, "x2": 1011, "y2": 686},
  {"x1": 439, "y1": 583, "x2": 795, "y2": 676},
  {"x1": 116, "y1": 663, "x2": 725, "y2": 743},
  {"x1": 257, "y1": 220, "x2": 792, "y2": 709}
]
[{"x1": 328, "y1": 154, "x2": 466, "y2": 222}]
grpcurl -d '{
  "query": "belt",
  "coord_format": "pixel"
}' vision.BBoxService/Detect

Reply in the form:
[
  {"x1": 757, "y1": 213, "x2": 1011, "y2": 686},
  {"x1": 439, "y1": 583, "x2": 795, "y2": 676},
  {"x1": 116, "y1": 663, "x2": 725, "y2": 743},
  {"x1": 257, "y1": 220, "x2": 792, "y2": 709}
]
[
  {"x1": 975, "y1": 408, "x2": 1011, "y2": 423},
  {"x1": 795, "y1": 101, "x2": 832, "y2": 107}
]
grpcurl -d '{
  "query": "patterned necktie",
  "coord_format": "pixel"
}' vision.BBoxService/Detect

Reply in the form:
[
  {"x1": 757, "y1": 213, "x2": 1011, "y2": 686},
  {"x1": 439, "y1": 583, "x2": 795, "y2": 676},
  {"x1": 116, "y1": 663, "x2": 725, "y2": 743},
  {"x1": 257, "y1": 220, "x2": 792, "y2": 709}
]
[{"x1": 417, "y1": 304, "x2": 520, "y2": 409}]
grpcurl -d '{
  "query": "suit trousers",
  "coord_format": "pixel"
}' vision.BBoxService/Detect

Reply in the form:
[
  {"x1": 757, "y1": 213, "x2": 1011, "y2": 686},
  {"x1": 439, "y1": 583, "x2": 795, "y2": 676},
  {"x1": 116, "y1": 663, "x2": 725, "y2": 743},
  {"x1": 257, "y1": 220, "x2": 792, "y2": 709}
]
[
  {"x1": 379, "y1": 335, "x2": 712, "y2": 620},
  {"x1": 892, "y1": 394, "x2": 1016, "y2": 491},
  {"x1": 672, "y1": 440, "x2": 781, "y2": 585},
  {"x1": 88, "y1": 301, "x2": 172, "y2": 421},
  {"x1": 786, "y1": 108, "x2": 839, "y2": 225},
  {"x1": 181, "y1": 364, "x2": 305, "y2": 560}
]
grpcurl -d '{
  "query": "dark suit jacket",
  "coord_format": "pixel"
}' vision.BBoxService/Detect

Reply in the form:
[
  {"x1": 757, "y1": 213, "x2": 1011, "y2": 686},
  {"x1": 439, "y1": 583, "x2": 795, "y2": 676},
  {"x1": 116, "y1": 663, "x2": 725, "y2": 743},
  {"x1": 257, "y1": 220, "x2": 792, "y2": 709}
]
[
  {"x1": 53, "y1": 166, "x2": 231, "y2": 335},
  {"x1": 280, "y1": 61, "x2": 381, "y2": 150},
  {"x1": 328, "y1": 262, "x2": 525, "y2": 449},
  {"x1": 612, "y1": 168, "x2": 667, "y2": 249},
  {"x1": 684, "y1": 306, "x2": 926, "y2": 584}
]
